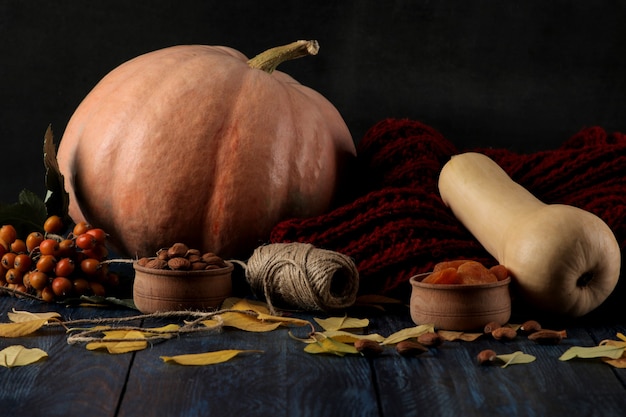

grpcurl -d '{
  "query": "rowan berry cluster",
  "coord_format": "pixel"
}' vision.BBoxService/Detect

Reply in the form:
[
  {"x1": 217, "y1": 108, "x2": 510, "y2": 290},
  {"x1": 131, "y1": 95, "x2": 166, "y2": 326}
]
[{"x1": 0, "y1": 216, "x2": 119, "y2": 302}]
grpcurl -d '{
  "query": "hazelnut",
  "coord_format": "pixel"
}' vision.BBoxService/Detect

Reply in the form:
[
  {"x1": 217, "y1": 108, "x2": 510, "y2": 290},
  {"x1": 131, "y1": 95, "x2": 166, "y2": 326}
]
[
  {"x1": 417, "y1": 332, "x2": 443, "y2": 347},
  {"x1": 136, "y1": 257, "x2": 150, "y2": 267},
  {"x1": 477, "y1": 349, "x2": 498, "y2": 366},
  {"x1": 167, "y1": 257, "x2": 191, "y2": 270},
  {"x1": 156, "y1": 248, "x2": 169, "y2": 261},
  {"x1": 167, "y1": 243, "x2": 189, "y2": 259},
  {"x1": 396, "y1": 341, "x2": 428, "y2": 357},
  {"x1": 354, "y1": 339, "x2": 383, "y2": 357},
  {"x1": 483, "y1": 321, "x2": 502, "y2": 334},
  {"x1": 528, "y1": 329, "x2": 567, "y2": 345},
  {"x1": 145, "y1": 258, "x2": 168, "y2": 270},
  {"x1": 520, "y1": 320, "x2": 542, "y2": 334},
  {"x1": 491, "y1": 327, "x2": 517, "y2": 341}
]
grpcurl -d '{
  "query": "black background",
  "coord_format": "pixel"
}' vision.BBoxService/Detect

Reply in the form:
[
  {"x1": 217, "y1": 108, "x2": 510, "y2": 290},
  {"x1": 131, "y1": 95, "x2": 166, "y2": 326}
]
[{"x1": 1, "y1": 0, "x2": 625, "y2": 202}]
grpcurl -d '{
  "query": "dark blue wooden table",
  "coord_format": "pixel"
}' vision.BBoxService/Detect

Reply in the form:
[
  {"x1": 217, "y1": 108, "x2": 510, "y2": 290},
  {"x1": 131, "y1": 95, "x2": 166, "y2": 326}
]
[{"x1": 1, "y1": 294, "x2": 625, "y2": 417}]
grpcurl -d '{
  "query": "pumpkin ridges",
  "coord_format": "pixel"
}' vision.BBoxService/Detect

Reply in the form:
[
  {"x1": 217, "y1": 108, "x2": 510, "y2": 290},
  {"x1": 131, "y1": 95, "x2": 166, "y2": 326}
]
[{"x1": 58, "y1": 42, "x2": 355, "y2": 259}]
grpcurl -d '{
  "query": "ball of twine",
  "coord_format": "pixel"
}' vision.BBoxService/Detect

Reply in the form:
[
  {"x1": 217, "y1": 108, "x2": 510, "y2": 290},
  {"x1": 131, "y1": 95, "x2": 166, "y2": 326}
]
[{"x1": 242, "y1": 242, "x2": 359, "y2": 314}]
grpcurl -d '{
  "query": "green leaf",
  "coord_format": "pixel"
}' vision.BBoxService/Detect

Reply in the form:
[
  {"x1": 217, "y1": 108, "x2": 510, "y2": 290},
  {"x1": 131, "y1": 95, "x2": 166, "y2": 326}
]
[
  {"x1": 497, "y1": 351, "x2": 536, "y2": 368},
  {"x1": 43, "y1": 125, "x2": 70, "y2": 220},
  {"x1": 559, "y1": 345, "x2": 625, "y2": 361},
  {"x1": 0, "y1": 189, "x2": 47, "y2": 236}
]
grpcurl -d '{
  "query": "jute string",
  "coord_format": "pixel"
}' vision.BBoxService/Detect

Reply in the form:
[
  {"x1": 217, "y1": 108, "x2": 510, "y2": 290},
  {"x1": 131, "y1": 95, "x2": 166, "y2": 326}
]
[{"x1": 234, "y1": 242, "x2": 359, "y2": 314}]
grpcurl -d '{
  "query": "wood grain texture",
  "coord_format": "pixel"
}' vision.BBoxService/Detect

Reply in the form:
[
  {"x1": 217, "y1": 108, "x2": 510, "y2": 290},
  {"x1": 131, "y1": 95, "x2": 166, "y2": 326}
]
[
  {"x1": 370, "y1": 313, "x2": 626, "y2": 417},
  {"x1": 117, "y1": 316, "x2": 380, "y2": 417},
  {"x1": 1, "y1": 296, "x2": 625, "y2": 417},
  {"x1": 0, "y1": 298, "x2": 139, "y2": 417}
]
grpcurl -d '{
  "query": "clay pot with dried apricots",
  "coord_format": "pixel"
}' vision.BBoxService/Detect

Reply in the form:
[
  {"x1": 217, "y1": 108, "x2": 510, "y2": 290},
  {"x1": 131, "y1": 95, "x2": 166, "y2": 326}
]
[{"x1": 57, "y1": 40, "x2": 356, "y2": 259}]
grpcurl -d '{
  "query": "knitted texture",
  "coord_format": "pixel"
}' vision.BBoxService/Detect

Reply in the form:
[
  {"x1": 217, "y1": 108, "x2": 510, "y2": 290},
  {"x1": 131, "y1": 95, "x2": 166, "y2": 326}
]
[{"x1": 270, "y1": 119, "x2": 626, "y2": 300}]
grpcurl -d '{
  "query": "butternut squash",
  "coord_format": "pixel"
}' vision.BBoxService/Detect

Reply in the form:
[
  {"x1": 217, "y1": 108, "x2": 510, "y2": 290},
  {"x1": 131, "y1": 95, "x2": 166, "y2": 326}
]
[{"x1": 438, "y1": 152, "x2": 620, "y2": 317}]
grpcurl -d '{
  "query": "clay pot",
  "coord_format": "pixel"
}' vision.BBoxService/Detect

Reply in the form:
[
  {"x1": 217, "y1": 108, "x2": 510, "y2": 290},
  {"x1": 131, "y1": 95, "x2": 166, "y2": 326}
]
[
  {"x1": 133, "y1": 261, "x2": 233, "y2": 313},
  {"x1": 409, "y1": 273, "x2": 511, "y2": 331}
]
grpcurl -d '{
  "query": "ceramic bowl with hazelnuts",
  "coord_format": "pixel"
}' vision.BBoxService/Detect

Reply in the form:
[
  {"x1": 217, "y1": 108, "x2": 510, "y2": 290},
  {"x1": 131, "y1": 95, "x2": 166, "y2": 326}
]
[{"x1": 132, "y1": 242, "x2": 233, "y2": 313}]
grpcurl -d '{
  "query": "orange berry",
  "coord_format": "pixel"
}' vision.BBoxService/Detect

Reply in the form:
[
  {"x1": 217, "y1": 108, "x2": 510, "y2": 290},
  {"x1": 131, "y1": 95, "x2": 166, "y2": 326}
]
[
  {"x1": 1, "y1": 252, "x2": 17, "y2": 269},
  {"x1": 90, "y1": 281, "x2": 106, "y2": 297},
  {"x1": 72, "y1": 221, "x2": 92, "y2": 236},
  {"x1": 54, "y1": 257, "x2": 75, "y2": 277},
  {"x1": 0, "y1": 225, "x2": 17, "y2": 245},
  {"x1": 36, "y1": 254, "x2": 57, "y2": 273},
  {"x1": 43, "y1": 215, "x2": 64, "y2": 234},
  {"x1": 26, "y1": 232, "x2": 45, "y2": 252},
  {"x1": 86, "y1": 228, "x2": 107, "y2": 244},
  {"x1": 39, "y1": 239, "x2": 60, "y2": 256},
  {"x1": 58, "y1": 239, "x2": 77, "y2": 257},
  {"x1": 80, "y1": 258, "x2": 101, "y2": 275},
  {"x1": 13, "y1": 254, "x2": 32, "y2": 273},
  {"x1": 40, "y1": 285, "x2": 56, "y2": 302},
  {"x1": 29, "y1": 271, "x2": 50, "y2": 291},
  {"x1": 10, "y1": 239, "x2": 27, "y2": 254},
  {"x1": 76, "y1": 233, "x2": 97, "y2": 250},
  {"x1": 51, "y1": 276, "x2": 73, "y2": 297},
  {"x1": 5, "y1": 268, "x2": 23, "y2": 285}
]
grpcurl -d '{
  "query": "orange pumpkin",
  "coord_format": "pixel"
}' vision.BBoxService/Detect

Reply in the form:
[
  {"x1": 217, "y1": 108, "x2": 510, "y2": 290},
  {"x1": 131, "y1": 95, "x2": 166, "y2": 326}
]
[{"x1": 57, "y1": 41, "x2": 356, "y2": 259}]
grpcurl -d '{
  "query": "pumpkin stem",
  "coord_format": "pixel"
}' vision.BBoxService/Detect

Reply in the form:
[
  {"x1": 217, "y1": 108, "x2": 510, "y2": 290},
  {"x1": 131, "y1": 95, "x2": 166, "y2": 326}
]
[{"x1": 247, "y1": 40, "x2": 319, "y2": 74}]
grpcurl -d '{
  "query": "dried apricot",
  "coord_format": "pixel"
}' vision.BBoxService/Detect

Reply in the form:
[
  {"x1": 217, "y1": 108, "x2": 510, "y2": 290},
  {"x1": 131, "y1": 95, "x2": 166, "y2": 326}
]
[
  {"x1": 457, "y1": 261, "x2": 497, "y2": 284},
  {"x1": 489, "y1": 264, "x2": 509, "y2": 281},
  {"x1": 422, "y1": 267, "x2": 461, "y2": 284},
  {"x1": 433, "y1": 259, "x2": 471, "y2": 272}
]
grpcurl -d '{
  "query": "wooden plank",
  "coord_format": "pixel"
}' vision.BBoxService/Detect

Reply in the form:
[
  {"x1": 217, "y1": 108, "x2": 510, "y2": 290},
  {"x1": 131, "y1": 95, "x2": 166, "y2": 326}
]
[
  {"x1": 370, "y1": 312, "x2": 626, "y2": 417},
  {"x1": 117, "y1": 314, "x2": 381, "y2": 417},
  {"x1": 0, "y1": 297, "x2": 138, "y2": 417}
]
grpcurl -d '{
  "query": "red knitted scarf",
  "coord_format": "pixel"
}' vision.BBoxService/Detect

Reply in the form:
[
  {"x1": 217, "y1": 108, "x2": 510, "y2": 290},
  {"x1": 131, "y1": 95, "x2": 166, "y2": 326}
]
[{"x1": 270, "y1": 119, "x2": 626, "y2": 301}]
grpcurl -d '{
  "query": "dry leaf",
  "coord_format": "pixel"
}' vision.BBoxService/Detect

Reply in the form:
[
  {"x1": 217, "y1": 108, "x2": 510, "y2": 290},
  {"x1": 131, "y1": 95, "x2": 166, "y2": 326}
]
[
  {"x1": 222, "y1": 297, "x2": 270, "y2": 314},
  {"x1": 8, "y1": 310, "x2": 61, "y2": 323},
  {"x1": 559, "y1": 345, "x2": 625, "y2": 361},
  {"x1": 381, "y1": 324, "x2": 435, "y2": 345},
  {"x1": 603, "y1": 357, "x2": 626, "y2": 368},
  {"x1": 497, "y1": 351, "x2": 536, "y2": 368},
  {"x1": 304, "y1": 335, "x2": 358, "y2": 356},
  {"x1": 142, "y1": 324, "x2": 180, "y2": 339},
  {"x1": 161, "y1": 349, "x2": 263, "y2": 365},
  {"x1": 86, "y1": 330, "x2": 147, "y2": 354},
  {"x1": 321, "y1": 330, "x2": 385, "y2": 344},
  {"x1": 314, "y1": 316, "x2": 369, "y2": 332},
  {"x1": 438, "y1": 330, "x2": 483, "y2": 342},
  {"x1": 256, "y1": 312, "x2": 309, "y2": 326},
  {"x1": 211, "y1": 312, "x2": 282, "y2": 332},
  {"x1": 0, "y1": 345, "x2": 48, "y2": 367},
  {"x1": 0, "y1": 319, "x2": 48, "y2": 338}
]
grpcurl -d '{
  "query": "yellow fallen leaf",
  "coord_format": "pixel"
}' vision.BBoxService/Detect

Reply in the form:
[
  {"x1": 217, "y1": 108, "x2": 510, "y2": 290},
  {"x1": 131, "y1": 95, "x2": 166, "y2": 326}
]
[
  {"x1": 0, "y1": 345, "x2": 48, "y2": 367},
  {"x1": 382, "y1": 324, "x2": 435, "y2": 345},
  {"x1": 256, "y1": 312, "x2": 309, "y2": 326},
  {"x1": 314, "y1": 315, "x2": 369, "y2": 331},
  {"x1": 304, "y1": 335, "x2": 358, "y2": 356},
  {"x1": 161, "y1": 349, "x2": 263, "y2": 365},
  {"x1": 8, "y1": 310, "x2": 61, "y2": 323},
  {"x1": 86, "y1": 330, "x2": 147, "y2": 354},
  {"x1": 0, "y1": 319, "x2": 48, "y2": 338},
  {"x1": 498, "y1": 351, "x2": 536, "y2": 368},
  {"x1": 211, "y1": 312, "x2": 282, "y2": 332},
  {"x1": 438, "y1": 330, "x2": 483, "y2": 342},
  {"x1": 321, "y1": 330, "x2": 385, "y2": 344},
  {"x1": 559, "y1": 345, "x2": 625, "y2": 361},
  {"x1": 222, "y1": 297, "x2": 270, "y2": 314},
  {"x1": 142, "y1": 324, "x2": 180, "y2": 339}
]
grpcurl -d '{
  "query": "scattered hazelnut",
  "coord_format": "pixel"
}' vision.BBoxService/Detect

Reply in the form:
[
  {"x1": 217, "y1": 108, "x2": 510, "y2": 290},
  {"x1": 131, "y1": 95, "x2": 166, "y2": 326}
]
[
  {"x1": 396, "y1": 340, "x2": 428, "y2": 357},
  {"x1": 491, "y1": 326, "x2": 517, "y2": 341},
  {"x1": 520, "y1": 320, "x2": 542, "y2": 334},
  {"x1": 144, "y1": 258, "x2": 168, "y2": 270},
  {"x1": 417, "y1": 332, "x2": 443, "y2": 347},
  {"x1": 483, "y1": 321, "x2": 502, "y2": 334},
  {"x1": 528, "y1": 329, "x2": 567, "y2": 345},
  {"x1": 354, "y1": 339, "x2": 383, "y2": 357},
  {"x1": 477, "y1": 349, "x2": 498, "y2": 366}
]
